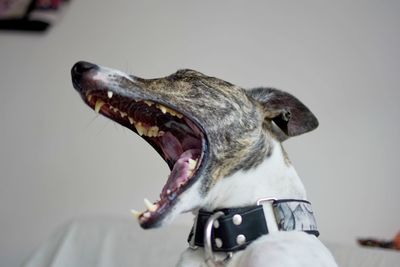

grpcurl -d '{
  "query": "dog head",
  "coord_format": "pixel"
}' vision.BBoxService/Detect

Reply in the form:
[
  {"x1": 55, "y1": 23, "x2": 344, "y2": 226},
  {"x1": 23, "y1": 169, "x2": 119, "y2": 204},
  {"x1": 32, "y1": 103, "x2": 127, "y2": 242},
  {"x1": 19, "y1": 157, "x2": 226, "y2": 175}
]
[{"x1": 71, "y1": 61, "x2": 318, "y2": 228}]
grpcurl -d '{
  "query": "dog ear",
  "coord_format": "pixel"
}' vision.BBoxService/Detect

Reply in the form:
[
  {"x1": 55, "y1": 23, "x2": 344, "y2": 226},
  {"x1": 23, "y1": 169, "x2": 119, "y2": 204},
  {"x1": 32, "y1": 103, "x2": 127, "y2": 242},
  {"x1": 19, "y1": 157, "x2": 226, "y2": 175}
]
[{"x1": 246, "y1": 87, "x2": 319, "y2": 139}]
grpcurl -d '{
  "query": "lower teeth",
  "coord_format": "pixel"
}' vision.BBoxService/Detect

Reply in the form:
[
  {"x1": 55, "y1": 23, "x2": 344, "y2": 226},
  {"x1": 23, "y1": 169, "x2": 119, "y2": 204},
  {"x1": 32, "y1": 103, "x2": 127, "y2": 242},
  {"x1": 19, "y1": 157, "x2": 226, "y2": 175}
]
[{"x1": 168, "y1": 192, "x2": 176, "y2": 200}]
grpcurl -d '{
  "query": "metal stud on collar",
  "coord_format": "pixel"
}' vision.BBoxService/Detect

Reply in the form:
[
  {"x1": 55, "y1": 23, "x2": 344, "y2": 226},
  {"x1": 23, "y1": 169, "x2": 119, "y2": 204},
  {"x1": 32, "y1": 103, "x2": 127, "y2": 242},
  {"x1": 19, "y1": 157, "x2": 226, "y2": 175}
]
[
  {"x1": 236, "y1": 234, "x2": 246, "y2": 245},
  {"x1": 232, "y1": 214, "x2": 242, "y2": 225},
  {"x1": 215, "y1": 238, "x2": 223, "y2": 248}
]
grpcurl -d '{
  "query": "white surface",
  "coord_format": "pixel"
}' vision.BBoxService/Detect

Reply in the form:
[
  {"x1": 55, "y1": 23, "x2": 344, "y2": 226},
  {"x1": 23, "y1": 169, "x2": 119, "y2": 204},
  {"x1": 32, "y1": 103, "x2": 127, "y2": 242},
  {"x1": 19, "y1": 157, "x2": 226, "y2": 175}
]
[
  {"x1": 326, "y1": 242, "x2": 400, "y2": 267},
  {"x1": 1, "y1": 1, "x2": 400, "y2": 267},
  {"x1": 23, "y1": 216, "x2": 400, "y2": 267},
  {"x1": 22, "y1": 216, "x2": 188, "y2": 267}
]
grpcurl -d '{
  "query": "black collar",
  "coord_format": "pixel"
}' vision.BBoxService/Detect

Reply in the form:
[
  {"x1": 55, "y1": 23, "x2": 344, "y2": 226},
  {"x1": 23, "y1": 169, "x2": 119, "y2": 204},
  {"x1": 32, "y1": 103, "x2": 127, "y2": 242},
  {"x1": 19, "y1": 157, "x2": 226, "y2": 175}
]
[{"x1": 188, "y1": 199, "x2": 319, "y2": 253}]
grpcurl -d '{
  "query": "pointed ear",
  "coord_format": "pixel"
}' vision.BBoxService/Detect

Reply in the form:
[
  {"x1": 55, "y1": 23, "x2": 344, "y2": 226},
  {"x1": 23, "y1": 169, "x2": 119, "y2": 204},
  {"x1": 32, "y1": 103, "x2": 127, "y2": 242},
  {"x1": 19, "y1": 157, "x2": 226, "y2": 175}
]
[{"x1": 246, "y1": 87, "x2": 319, "y2": 138}]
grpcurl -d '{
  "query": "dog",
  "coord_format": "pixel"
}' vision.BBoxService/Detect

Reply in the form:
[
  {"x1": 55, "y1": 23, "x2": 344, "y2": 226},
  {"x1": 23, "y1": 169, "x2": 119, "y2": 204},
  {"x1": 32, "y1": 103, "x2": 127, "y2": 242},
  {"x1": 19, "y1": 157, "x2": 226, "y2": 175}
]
[{"x1": 71, "y1": 61, "x2": 338, "y2": 267}]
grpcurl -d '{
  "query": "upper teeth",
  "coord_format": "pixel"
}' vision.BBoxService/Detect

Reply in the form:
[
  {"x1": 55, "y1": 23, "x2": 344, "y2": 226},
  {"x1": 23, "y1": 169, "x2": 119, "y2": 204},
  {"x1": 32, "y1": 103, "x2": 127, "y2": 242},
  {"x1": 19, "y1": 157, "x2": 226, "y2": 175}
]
[
  {"x1": 95, "y1": 99, "x2": 105, "y2": 113},
  {"x1": 157, "y1": 104, "x2": 167, "y2": 114},
  {"x1": 87, "y1": 96, "x2": 176, "y2": 138},
  {"x1": 147, "y1": 126, "x2": 160, "y2": 137},
  {"x1": 144, "y1": 100, "x2": 153, "y2": 106},
  {"x1": 133, "y1": 122, "x2": 164, "y2": 137},
  {"x1": 156, "y1": 104, "x2": 183, "y2": 118},
  {"x1": 134, "y1": 122, "x2": 145, "y2": 136}
]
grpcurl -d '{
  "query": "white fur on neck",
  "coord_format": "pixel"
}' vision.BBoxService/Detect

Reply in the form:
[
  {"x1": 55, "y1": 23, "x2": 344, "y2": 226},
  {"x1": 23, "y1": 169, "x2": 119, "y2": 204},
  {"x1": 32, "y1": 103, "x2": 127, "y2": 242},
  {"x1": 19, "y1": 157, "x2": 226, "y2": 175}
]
[
  {"x1": 202, "y1": 140, "x2": 307, "y2": 211},
  {"x1": 158, "y1": 140, "x2": 306, "y2": 228},
  {"x1": 177, "y1": 140, "x2": 338, "y2": 267}
]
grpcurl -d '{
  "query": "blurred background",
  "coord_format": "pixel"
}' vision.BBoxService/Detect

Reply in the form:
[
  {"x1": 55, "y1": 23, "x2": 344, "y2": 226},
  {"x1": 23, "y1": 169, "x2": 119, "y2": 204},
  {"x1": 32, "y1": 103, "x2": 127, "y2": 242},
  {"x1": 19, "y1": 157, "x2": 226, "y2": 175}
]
[{"x1": 1, "y1": 0, "x2": 399, "y2": 266}]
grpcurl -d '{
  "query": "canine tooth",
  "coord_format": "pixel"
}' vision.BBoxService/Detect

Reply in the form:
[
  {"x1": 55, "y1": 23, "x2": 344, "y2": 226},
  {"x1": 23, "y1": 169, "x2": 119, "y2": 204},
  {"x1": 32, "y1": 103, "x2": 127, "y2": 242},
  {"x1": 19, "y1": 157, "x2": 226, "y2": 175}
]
[
  {"x1": 130, "y1": 209, "x2": 141, "y2": 219},
  {"x1": 144, "y1": 100, "x2": 154, "y2": 106},
  {"x1": 88, "y1": 95, "x2": 93, "y2": 102},
  {"x1": 94, "y1": 99, "x2": 105, "y2": 113},
  {"x1": 188, "y1": 159, "x2": 197, "y2": 170},
  {"x1": 107, "y1": 91, "x2": 113, "y2": 99},
  {"x1": 128, "y1": 117, "x2": 135, "y2": 124},
  {"x1": 144, "y1": 198, "x2": 158, "y2": 212},
  {"x1": 120, "y1": 111, "x2": 127, "y2": 118}
]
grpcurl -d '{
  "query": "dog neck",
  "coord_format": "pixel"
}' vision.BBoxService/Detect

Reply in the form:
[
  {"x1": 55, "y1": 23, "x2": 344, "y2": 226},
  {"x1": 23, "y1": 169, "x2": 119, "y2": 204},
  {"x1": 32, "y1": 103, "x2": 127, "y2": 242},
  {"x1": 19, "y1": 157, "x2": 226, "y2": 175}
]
[{"x1": 202, "y1": 139, "x2": 307, "y2": 211}]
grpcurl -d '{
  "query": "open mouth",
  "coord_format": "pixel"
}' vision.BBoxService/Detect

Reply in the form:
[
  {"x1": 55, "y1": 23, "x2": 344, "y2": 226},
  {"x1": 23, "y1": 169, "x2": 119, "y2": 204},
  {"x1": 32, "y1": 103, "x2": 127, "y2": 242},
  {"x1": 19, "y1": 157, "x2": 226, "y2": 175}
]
[{"x1": 80, "y1": 89, "x2": 207, "y2": 228}]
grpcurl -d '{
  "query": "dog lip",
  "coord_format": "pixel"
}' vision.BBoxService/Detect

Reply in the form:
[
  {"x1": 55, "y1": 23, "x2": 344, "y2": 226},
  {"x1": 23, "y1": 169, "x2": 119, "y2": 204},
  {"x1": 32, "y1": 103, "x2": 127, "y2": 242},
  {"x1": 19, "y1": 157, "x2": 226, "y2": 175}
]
[
  {"x1": 74, "y1": 87, "x2": 210, "y2": 229},
  {"x1": 138, "y1": 136, "x2": 209, "y2": 229}
]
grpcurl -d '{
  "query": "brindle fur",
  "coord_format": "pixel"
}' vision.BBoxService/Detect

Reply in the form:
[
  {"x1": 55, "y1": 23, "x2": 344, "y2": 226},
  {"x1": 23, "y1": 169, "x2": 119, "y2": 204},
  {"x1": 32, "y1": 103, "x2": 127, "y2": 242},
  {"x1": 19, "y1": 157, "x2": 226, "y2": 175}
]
[
  {"x1": 73, "y1": 62, "x2": 318, "y2": 216},
  {"x1": 72, "y1": 62, "x2": 331, "y2": 267},
  {"x1": 84, "y1": 68, "x2": 317, "y2": 196}
]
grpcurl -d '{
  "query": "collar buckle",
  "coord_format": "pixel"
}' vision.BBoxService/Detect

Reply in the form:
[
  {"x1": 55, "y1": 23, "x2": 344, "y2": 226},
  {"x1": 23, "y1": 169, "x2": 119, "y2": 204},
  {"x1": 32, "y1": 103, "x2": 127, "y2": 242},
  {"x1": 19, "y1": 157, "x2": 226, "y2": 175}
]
[{"x1": 256, "y1": 197, "x2": 277, "y2": 206}]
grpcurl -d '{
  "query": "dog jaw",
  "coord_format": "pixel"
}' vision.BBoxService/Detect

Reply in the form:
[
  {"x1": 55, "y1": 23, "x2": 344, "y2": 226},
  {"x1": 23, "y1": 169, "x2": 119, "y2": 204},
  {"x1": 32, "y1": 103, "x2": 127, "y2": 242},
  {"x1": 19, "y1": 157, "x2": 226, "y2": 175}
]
[
  {"x1": 152, "y1": 178, "x2": 205, "y2": 227},
  {"x1": 71, "y1": 61, "x2": 318, "y2": 229}
]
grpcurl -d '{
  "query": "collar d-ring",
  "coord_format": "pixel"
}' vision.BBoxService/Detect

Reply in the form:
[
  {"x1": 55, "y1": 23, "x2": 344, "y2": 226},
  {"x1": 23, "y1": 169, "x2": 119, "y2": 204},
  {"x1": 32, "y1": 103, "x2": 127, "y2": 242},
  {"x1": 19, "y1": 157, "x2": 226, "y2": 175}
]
[{"x1": 204, "y1": 211, "x2": 232, "y2": 267}]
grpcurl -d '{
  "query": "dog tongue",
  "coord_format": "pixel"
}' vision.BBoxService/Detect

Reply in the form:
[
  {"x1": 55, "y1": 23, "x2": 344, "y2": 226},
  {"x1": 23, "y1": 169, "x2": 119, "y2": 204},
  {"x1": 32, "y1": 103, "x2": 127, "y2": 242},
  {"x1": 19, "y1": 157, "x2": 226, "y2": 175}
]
[
  {"x1": 161, "y1": 149, "x2": 200, "y2": 196},
  {"x1": 158, "y1": 130, "x2": 202, "y2": 197},
  {"x1": 160, "y1": 132, "x2": 201, "y2": 162},
  {"x1": 160, "y1": 132, "x2": 183, "y2": 161}
]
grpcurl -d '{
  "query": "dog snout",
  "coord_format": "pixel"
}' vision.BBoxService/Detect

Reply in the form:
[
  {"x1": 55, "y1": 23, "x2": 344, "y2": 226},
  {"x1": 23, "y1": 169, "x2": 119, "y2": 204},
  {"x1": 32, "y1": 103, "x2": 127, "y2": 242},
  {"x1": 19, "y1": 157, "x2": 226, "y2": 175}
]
[{"x1": 71, "y1": 61, "x2": 98, "y2": 91}]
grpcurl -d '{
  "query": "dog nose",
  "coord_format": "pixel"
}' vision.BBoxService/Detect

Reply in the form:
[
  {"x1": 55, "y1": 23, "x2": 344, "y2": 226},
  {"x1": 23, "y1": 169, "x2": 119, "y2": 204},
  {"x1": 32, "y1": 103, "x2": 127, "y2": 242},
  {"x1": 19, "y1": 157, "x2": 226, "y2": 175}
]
[
  {"x1": 71, "y1": 61, "x2": 98, "y2": 91},
  {"x1": 71, "y1": 61, "x2": 97, "y2": 76}
]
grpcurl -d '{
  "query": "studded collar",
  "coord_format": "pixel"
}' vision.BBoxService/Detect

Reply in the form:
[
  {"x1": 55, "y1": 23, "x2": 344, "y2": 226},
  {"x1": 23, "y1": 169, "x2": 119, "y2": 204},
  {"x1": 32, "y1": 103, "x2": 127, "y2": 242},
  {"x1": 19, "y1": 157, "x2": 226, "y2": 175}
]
[{"x1": 188, "y1": 199, "x2": 319, "y2": 253}]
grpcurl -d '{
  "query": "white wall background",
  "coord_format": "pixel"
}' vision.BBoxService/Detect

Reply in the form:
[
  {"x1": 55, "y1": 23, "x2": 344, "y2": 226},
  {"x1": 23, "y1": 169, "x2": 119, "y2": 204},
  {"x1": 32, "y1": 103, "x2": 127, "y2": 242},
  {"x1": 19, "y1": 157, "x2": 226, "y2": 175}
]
[{"x1": 1, "y1": 1, "x2": 399, "y2": 266}]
